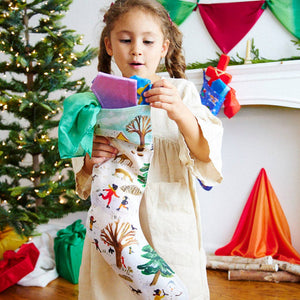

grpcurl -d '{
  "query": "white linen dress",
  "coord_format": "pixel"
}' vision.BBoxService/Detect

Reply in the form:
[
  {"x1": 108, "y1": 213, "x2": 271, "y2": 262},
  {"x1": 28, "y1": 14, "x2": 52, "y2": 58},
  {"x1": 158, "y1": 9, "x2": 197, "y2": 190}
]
[{"x1": 72, "y1": 78, "x2": 223, "y2": 300}]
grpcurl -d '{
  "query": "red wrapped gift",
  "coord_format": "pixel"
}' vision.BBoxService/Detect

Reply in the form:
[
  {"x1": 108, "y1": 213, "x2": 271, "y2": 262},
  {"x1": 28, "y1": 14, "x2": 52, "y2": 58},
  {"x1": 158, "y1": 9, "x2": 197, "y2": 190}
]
[
  {"x1": 0, "y1": 243, "x2": 39, "y2": 293},
  {"x1": 206, "y1": 54, "x2": 232, "y2": 85}
]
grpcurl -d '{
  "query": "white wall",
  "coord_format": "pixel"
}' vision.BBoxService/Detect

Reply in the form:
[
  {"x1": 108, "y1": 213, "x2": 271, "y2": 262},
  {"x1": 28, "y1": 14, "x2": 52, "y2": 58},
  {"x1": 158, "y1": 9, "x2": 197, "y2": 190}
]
[
  {"x1": 64, "y1": 1, "x2": 300, "y2": 254},
  {"x1": 198, "y1": 106, "x2": 300, "y2": 253},
  {"x1": 64, "y1": 0, "x2": 299, "y2": 85}
]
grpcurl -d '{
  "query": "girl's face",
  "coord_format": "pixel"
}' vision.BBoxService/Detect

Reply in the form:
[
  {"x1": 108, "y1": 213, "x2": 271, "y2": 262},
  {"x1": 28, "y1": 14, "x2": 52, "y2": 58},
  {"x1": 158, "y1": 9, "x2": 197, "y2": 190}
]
[{"x1": 104, "y1": 8, "x2": 169, "y2": 82}]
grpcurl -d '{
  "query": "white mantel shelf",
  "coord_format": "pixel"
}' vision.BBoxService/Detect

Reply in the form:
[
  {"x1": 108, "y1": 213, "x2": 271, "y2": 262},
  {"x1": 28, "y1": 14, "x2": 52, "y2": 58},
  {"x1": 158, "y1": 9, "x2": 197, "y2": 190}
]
[{"x1": 184, "y1": 60, "x2": 300, "y2": 109}]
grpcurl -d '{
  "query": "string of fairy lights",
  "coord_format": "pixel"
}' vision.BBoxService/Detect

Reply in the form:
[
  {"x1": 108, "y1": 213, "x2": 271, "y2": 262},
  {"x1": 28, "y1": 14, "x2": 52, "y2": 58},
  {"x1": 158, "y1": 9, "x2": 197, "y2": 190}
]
[{"x1": 0, "y1": 0, "x2": 95, "y2": 231}]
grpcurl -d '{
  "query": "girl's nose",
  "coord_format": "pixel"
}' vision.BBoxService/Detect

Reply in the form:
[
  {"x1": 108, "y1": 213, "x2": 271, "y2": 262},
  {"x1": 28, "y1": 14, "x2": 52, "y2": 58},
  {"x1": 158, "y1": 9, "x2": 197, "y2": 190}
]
[
  {"x1": 131, "y1": 49, "x2": 142, "y2": 56},
  {"x1": 130, "y1": 44, "x2": 142, "y2": 56}
]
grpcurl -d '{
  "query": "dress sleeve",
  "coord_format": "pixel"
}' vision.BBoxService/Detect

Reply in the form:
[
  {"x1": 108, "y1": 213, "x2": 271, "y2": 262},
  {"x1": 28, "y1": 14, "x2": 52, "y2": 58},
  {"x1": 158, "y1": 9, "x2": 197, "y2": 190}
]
[
  {"x1": 72, "y1": 157, "x2": 92, "y2": 200},
  {"x1": 178, "y1": 80, "x2": 223, "y2": 186}
]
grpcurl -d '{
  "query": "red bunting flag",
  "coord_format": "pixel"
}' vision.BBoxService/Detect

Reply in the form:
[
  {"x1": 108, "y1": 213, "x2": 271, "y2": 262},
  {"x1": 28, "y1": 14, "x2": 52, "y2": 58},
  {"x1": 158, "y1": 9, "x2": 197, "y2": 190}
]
[
  {"x1": 215, "y1": 168, "x2": 300, "y2": 265},
  {"x1": 198, "y1": 1, "x2": 266, "y2": 54}
]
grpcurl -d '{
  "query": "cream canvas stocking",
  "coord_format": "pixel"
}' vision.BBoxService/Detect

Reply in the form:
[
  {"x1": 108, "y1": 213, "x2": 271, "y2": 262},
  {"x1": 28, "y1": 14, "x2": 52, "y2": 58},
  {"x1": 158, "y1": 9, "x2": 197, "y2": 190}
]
[{"x1": 86, "y1": 106, "x2": 188, "y2": 299}]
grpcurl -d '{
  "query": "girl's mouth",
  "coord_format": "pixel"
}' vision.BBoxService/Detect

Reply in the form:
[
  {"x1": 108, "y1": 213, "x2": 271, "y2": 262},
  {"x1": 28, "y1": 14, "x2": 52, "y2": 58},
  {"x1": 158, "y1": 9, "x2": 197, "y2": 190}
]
[
  {"x1": 130, "y1": 62, "x2": 144, "y2": 70},
  {"x1": 130, "y1": 62, "x2": 143, "y2": 66}
]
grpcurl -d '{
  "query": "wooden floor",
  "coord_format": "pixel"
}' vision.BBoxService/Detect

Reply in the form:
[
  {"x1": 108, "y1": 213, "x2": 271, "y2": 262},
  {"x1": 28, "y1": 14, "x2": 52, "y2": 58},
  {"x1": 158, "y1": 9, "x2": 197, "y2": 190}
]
[{"x1": 1, "y1": 270, "x2": 299, "y2": 299}]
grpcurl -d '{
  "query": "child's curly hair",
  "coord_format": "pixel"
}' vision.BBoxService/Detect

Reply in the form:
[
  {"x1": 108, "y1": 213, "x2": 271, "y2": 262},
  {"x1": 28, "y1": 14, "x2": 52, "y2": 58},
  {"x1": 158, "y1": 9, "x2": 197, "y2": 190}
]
[{"x1": 98, "y1": 0, "x2": 186, "y2": 79}]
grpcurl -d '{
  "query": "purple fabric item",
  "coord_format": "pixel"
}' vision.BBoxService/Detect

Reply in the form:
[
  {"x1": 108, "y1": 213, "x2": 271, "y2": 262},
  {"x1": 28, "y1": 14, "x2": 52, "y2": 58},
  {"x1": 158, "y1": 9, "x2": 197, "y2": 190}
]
[{"x1": 91, "y1": 72, "x2": 137, "y2": 108}]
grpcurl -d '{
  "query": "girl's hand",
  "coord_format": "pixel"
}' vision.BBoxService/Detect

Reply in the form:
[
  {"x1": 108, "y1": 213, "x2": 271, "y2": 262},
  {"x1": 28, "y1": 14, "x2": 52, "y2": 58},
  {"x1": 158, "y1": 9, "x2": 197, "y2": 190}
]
[
  {"x1": 144, "y1": 79, "x2": 190, "y2": 122},
  {"x1": 82, "y1": 136, "x2": 118, "y2": 175},
  {"x1": 145, "y1": 79, "x2": 211, "y2": 162}
]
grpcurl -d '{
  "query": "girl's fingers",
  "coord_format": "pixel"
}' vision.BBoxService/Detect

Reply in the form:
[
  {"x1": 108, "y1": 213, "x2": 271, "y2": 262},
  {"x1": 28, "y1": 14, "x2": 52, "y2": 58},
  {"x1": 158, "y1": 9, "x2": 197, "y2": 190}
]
[
  {"x1": 92, "y1": 135, "x2": 118, "y2": 157},
  {"x1": 146, "y1": 85, "x2": 173, "y2": 97},
  {"x1": 151, "y1": 79, "x2": 172, "y2": 89},
  {"x1": 147, "y1": 94, "x2": 173, "y2": 104},
  {"x1": 93, "y1": 135, "x2": 110, "y2": 144},
  {"x1": 93, "y1": 142, "x2": 117, "y2": 153},
  {"x1": 146, "y1": 80, "x2": 179, "y2": 99},
  {"x1": 145, "y1": 87, "x2": 174, "y2": 104},
  {"x1": 92, "y1": 148, "x2": 117, "y2": 158},
  {"x1": 150, "y1": 101, "x2": 172, "y2": 110},
  {"x1": 83, "y1": 135, "x2": 118, "y2": 174},
  {"x1": 90, "y1": 156, "x2": 110, "y2": 165}
]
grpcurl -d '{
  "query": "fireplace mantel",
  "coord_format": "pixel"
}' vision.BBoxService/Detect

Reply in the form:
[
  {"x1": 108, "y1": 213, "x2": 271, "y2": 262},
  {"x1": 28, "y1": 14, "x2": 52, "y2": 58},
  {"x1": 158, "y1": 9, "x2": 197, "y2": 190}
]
[{"x1": 184, "y1": 60, "x2": 300, "y2": 109}]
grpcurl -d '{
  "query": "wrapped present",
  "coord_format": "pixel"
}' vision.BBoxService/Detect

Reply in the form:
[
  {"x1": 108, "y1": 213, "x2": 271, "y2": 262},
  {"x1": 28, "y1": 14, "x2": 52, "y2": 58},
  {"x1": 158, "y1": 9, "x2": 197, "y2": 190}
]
[
  {"x1": 130, "y1": 75, "x2": 152, "y2": 105},
  {"x1": 200, "y1": 70, "x2": 229, "y2": 115},
  {"x1": 205, "y1": 54, "x2": 232, "y2": 85},
  {"x1": 0, "y1": 243, "x2": 39, "y2": 293},
  {"x1": 211, "y1": 78, "x2": 231, "y2": 98},
  {"x1": 18, "y1": 233, "x2": 58, "y2": 287},
  {"x1": 54, "y1": 219, "x2": 86, "y2": 284},
  {"x1": 0, "y1": 226, "x2": 28, "y2": 260}
]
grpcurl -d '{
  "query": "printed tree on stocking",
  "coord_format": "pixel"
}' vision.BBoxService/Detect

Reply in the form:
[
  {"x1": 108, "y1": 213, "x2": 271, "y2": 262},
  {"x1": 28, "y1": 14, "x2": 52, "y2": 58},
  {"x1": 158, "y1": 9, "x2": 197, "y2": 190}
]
[
  {"x1": 137, "y1": 244, "x2": 175, "y2": 286},
  {"x1": 0, "y1": 0, "x2": 97, "y2": 235},
  {"x1": 100, "y1": 220, "x2": 138, "y2": 269},
  {"x1": 126, "y1": 115, "x2": 151, "y2": 152},
  {"x1": 138, "y1": 163, "x2": 150, "y2": 187}
]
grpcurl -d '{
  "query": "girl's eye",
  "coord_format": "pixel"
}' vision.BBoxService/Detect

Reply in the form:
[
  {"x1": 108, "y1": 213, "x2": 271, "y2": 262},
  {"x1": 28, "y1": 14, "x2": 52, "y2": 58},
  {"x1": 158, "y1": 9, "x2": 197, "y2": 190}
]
[
  {"x1": 120, "y1": 39, "x2": 131, "y2": 43},
  {"x1": 144, "y1": 40, "x2": 154, "y2": 45}
]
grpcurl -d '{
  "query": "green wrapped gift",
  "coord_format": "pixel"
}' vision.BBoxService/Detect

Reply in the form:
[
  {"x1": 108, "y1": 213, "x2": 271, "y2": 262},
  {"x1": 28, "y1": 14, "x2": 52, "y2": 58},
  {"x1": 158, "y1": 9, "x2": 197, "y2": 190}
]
[{"x1": 54, "y1": 219, "x2": 86, "y2": 284}]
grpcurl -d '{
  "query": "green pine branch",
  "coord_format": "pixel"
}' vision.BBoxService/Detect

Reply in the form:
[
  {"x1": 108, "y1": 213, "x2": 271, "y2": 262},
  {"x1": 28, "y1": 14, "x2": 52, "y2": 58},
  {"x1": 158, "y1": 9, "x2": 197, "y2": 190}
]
[
  {"x1": 0, "y1": 0, "x2": 96, "y2": 236},
  {"x1": 186, "y1": 39, "x2": 300, "y2": 70}
]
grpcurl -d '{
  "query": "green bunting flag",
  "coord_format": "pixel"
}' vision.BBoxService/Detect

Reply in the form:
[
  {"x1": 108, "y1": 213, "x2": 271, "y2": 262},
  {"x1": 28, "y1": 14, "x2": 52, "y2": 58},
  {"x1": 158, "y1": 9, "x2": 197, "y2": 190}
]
[
  {"x1": 157, "y1": 0, "x2": 197, "y2": 25},
  {"x1": 267, "y1": 0, "x2": 300, "y2": 39}
]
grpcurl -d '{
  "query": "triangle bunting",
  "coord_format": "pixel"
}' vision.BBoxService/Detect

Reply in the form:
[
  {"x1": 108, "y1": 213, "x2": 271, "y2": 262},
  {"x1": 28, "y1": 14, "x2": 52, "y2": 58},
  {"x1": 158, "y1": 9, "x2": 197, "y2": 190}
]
[
  {"x1": 157, "y1": 0, "x2": 197, "y2": 26},
  {"x1": 198, "y1": 1, "x2": 266, "y2": 53},
  {"x1": 267, "y1": 0, "x2": 300, "y2": 39}
]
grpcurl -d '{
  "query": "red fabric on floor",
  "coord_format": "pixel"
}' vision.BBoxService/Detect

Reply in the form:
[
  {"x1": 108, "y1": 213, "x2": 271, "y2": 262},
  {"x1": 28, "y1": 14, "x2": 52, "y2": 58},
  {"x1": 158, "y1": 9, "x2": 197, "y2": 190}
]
[
  {"x1": 215, "y1": 168, "x2": 300, "y2": 265},
  {"x1": 0, "y1": 243, "x2": 40, "y2": 292}
]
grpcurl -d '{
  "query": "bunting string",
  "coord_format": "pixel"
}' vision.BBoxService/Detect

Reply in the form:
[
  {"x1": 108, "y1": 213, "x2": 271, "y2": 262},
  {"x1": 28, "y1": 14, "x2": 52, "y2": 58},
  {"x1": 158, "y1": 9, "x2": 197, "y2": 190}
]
[{"x1": 157, "y1": 0, "x2": 300, "y2": 54}]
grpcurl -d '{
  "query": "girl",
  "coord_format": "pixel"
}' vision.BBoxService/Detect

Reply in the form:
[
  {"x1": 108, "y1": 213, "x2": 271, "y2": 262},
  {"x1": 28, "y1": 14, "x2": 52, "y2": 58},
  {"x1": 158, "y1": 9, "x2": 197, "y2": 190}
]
[{"x1": 72, "y1": 0, "x2": 223, "y2": 299}]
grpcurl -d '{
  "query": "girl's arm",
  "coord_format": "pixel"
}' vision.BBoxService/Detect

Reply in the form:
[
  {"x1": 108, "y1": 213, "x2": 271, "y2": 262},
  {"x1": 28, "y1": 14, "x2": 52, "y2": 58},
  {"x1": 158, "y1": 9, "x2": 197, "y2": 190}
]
[{"x1": 144, "y1": 79, "x2": 210, "y2": 163}]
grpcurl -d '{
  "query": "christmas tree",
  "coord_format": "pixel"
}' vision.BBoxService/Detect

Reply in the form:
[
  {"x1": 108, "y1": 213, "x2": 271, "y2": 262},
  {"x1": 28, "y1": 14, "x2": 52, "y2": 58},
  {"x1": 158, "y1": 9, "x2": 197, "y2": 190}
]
[{"x1": 0, "y1": 0, "x2": 97, "y2": 236}]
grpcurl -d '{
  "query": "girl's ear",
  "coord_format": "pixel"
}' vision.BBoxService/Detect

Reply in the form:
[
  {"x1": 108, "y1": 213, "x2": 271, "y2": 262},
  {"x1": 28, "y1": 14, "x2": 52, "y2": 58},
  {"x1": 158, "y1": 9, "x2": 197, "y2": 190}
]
[
  {"x1": 161, "y1": 39, "x2": 170, "y2": 58},
  {"x1": 104, "y1": 37, "x2": 113, "y2": 56}
]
